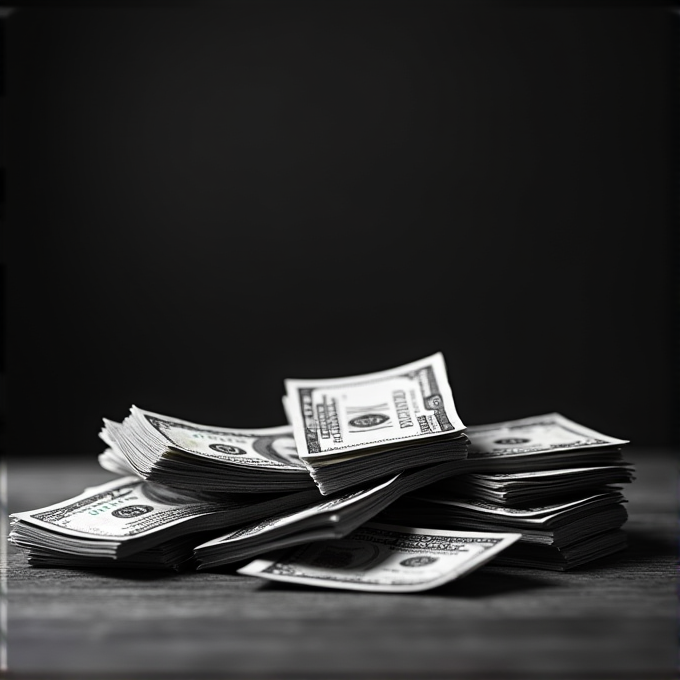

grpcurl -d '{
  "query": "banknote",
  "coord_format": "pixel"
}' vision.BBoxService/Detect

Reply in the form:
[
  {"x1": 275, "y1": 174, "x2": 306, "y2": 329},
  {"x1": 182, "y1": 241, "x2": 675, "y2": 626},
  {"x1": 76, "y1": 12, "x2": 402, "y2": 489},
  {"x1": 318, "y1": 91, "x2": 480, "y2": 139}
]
[
  {"x1": 465, "y1": 413, "x2": 628, "y2": 458},
  {"x1": 284, "y1": 352, "x2": 465, "y2": 459},
  {"x1": 105, "y1": 406, "x2": 306, "y2": 472},
  {"x1": 9, "y1": 476, "x2": 322, "y2": 559},
  {"x1": 101, "y1": 407, "x2": 315, "y2": 492},
  {"x1": 237, "y1": 523, "x2": 520, "y2": 592}
]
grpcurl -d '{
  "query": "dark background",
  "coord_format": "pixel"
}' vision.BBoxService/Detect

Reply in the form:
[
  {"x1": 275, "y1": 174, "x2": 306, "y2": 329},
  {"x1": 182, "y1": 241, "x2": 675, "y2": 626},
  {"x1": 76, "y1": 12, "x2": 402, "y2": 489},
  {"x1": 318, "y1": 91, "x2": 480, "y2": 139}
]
[{"x1": 2, "y1": 1, "x2": 677, "y2": 457}]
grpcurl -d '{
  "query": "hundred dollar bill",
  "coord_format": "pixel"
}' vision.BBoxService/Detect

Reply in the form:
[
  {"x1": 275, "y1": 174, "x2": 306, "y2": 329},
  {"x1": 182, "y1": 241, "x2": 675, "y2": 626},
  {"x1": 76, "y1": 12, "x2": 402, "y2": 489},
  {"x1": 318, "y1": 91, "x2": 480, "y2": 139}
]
[
  {"x1": 285, "y1": 352, "x2": 465, "y2": 460},
  {"x1": 102, "y1": 406, "x2": 315, "y2": 492},
  {"x1": 9, "y1": 476, "x2": 322, "y2": 559},
  {"x1": 238, "y1": 523, "x2": 520, "y2": 592},
  {"x1": 466, "y1": 413, "x2": 628, "y2": 459}
]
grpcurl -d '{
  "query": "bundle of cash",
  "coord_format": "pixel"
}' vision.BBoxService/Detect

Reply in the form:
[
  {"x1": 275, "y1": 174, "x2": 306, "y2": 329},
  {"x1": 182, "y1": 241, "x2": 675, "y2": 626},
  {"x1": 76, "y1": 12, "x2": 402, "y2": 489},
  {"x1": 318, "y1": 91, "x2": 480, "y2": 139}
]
[
  {"x1": 9, "y1": 476, "x2": 323, "y2": 569},
  {"x1": 494, "y1": 530, "x2": 629, "y2": 570},
  {"x1": 13, "y1": 536, "x2": 201, "y2": 571},
  {"x1": 463, "y1": 413, "x2": 630, "y2": 473},
  {"x1": 100, "y1": 407, "x2": 316, "y2": 493},
  {"x1": 193, "y1": 458, "x2": 475, "y2": 570},
  {"x1": 376, "y1": 414, "x2": 633, "y2": 570},
  {"x1": 238, "y1": 523, "x2": 521, "y2": 592},
  {"x1": 284, "y1": 353, "x2": 469, "y2": 495},
  {"x1": 433, "y1": 465, "x2": 634, "y2": 507}
]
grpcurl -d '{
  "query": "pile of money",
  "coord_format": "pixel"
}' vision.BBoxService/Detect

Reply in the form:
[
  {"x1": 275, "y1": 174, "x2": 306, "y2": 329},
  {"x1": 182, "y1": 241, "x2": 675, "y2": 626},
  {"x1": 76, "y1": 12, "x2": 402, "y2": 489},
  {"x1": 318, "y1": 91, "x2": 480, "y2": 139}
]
[
  {"x1": 377, "y1": 413, "x2": 633, "y2": 570},
  {"x1": 9, "y1": 354, "x2": 480, "y2": 580},
  {"x1": 9, "y1": 355, "x2": 636, "y2": 588},
  {"x1": 284, "y1": 353, "x2": 468, "y2": 495}
]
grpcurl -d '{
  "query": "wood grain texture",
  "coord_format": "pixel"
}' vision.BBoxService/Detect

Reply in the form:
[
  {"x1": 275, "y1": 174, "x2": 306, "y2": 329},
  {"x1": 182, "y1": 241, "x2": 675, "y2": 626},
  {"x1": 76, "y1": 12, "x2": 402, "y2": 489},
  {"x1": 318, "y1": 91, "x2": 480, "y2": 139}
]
[{"x1": 5, "y1": 448, "x2": 677, "y2": 679}]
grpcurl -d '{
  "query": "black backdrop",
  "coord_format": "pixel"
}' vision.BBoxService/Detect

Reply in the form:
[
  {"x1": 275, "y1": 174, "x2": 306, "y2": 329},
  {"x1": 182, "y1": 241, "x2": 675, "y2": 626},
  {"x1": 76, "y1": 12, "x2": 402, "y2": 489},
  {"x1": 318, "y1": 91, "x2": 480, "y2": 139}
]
[{"x1": 4, "y1": 1, "x2": 677, "y2": 457}]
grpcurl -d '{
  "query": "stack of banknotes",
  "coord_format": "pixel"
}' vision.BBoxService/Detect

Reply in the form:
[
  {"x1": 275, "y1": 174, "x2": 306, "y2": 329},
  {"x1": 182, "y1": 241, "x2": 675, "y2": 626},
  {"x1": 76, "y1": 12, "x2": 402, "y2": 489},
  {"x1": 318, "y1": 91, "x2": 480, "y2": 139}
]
[
  {"x1": 281, "y1": 352, "x2": 469, "y2": 495},
  {"x1": 9, "y1": 353, "x2": 634, "y2": 591},
  {"x1": 377, "y1": 413, "x2": 634, "y2": 570}
]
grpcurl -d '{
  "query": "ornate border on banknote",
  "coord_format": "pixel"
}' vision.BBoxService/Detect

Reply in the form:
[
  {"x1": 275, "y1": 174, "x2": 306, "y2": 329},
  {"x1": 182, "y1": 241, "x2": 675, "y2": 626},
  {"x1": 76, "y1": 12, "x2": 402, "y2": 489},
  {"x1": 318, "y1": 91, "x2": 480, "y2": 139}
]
[
  {"x1": 261, "y1": 528, "x2": 504, "y2": 585},
  {"x1": 469, "y1": 415, "x2": 610, "y2": 455},
  {"x1": 32, "y1": 485, "x2": 138, "y2": 524},
  {"x1": 145, "y1": 415, "x2": 301, "y2": 468},
  {"x1": 299, "y1": 365, "x2": 455, "y2": 454}
]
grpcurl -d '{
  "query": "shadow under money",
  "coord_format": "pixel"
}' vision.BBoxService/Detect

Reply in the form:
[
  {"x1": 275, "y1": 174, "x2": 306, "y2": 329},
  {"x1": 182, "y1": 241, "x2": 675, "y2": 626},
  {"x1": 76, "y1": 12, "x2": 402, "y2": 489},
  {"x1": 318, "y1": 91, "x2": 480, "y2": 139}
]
[
  {"x1": 425, "y1": 568, "x2": 555, "y2": 598},
  {"x1": 234, "y1": 567, "x2": 555, "y2": 598}
]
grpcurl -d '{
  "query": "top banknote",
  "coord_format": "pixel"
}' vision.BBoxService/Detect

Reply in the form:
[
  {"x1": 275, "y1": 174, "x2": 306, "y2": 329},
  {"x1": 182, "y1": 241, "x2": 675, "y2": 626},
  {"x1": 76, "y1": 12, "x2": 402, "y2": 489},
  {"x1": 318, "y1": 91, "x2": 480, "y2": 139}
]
[
  {"x1": 285, "y1": 352, "x2": 465, "y2": 459},
  {"x1": 465, "y1": 413, "x2": 629, "y2": 458}
]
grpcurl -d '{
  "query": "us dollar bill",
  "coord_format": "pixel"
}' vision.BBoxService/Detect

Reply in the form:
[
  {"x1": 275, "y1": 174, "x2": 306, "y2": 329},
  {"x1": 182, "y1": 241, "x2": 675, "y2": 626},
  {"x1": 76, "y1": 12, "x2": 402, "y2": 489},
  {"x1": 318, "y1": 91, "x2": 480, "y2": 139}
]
[
  {"x1": 100, "y1": 407, "x2": 317, "y2": 493},
  {"x1": 465, "y1": 413, "x2": 628, "y2": 458},
  {"x1": 105, "y1": 406, "x2": 306, "y2": 473},
  {"x1": 237, "y1": 523, "x2": 520, "y2": 592},
  {"x1": 284, "y1": 352, "x2": 465, "y2": 460},
  {"x1": 10, "y1": 476, "x2": 322, "y2": 559}
]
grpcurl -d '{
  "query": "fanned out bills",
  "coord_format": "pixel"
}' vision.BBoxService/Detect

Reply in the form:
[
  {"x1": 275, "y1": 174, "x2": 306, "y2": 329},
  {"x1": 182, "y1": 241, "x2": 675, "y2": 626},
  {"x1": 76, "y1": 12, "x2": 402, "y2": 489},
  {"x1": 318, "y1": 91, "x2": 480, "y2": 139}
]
[
  {"x1": 193, "y1": 459, "x2": 474, "y2": 570},
  {"x1": 284, "y1": 353, "x2": 468, "y2": 495},
  {"x1": 9, "y1": 476, "x2": 323, "y2": 567},
  {"x1": 101, "y1": 407, "x2": 316, "y2": 493},
  {"x1": 238, "y1": 523, "x2": 521, "y2": 592}
]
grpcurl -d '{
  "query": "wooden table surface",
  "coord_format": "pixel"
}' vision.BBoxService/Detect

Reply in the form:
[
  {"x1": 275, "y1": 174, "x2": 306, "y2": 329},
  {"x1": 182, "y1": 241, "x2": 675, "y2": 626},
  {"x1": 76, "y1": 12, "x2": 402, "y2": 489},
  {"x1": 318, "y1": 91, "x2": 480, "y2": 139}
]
[{"x1": 4, "y1": 447, "x2": 677, "y2": 679}]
